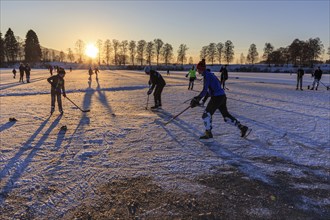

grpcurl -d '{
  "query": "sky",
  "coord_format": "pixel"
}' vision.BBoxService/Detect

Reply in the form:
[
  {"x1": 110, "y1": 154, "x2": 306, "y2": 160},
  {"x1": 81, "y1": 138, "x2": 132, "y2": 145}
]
[{"x1": 1, "y1": 0, "x2": 329, "y2": 63}]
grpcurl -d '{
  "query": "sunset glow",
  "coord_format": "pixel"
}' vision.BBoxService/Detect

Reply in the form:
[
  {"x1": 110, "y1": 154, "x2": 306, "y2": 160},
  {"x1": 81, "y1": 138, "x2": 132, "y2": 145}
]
[{"x1": 85, "y1": 44, "x2": 98, "y2": 58}]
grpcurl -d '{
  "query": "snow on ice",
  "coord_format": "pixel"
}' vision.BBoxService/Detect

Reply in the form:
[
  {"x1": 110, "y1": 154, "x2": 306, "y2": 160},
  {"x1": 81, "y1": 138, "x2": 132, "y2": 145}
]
[{"x1": 0, "y1": 68, "x2": 329, "y2": 218}]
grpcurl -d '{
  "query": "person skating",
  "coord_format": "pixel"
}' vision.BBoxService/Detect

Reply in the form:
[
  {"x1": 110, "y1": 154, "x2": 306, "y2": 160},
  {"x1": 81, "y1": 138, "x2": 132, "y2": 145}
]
[
  {"x1": 296, "y1": 66, "x2": 304, "y2": 90},
  {"x1": 186, "y1": 65, "x2": 197, "y2": 90},
  {"x1": 94, "y1": 67, "x2": 99, "y2": 80},
  {"x1": 12, "y1": 68, "x2": 16, "y2": 79},
  {"x1": 19, "y1": 63, "x2": 25, "y2": 83},
  {"x1": 220, "y1": 65, "x2": 228, "y2": 89},
  {"x1": 25, "y1": 63, "x2": 31, "y2": 83},
  {"x1": 144, "y1": 66, "x2": 166, "y2": 109},
  {"x1": 190, "y1": 68, "x2": 249, "y2": 139},
  {"x1": 88, "y1": 67, "x2": 93, "y2": 81},
  {"x1": 310, "y1": 66, "x2": 323, "y2": 90},
  {"x1": 47, "y1": 68, "x2": 66, "y2": 115}
]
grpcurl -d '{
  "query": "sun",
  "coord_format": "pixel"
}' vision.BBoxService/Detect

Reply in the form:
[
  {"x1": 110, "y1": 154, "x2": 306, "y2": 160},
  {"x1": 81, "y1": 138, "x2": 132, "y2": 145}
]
[{"x1": 85, "y1": 43, "x2": 98, "y2": 58}]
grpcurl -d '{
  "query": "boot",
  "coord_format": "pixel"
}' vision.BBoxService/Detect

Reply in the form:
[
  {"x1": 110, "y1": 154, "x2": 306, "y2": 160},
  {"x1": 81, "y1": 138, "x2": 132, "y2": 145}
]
[
  {"x1": 50, "y1": 107, "x2": 55, "y2": 115},
  {"x1": 240, "y1": 125, "x2": 249, "y2": 137},
  {"x1": 150, "y1": 105, "x2": 159, "y2": 109},
  {"x1": 200, "y1": 130, "x2": 213, "y2": 139}
]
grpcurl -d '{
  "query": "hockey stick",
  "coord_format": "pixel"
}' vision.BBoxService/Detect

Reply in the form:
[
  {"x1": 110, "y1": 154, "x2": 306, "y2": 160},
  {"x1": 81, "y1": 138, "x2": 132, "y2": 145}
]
[
  {"x1": 65, "y1": 97, "x2": 90, "y2": 112},
  {"x1": 183, "y1": 97, "x2": 193, "y2": 104},
  {"x1": 320, "y1": 81, "x2": 330, "y2": 90},
  {"x1": 163, "y1": 106, "x2": 191, "y2": 126},
  {"x1": 145, "y1": 94, "x2": 150, "y2": 109}
]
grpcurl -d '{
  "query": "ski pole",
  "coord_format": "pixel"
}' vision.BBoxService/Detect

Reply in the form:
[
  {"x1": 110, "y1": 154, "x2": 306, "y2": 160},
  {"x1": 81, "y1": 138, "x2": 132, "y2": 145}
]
[
  {"x1": 65, "y1": 96, "x2": 90, "y2": 112},
  {"x1": 163, "y1": 106, "x2": 191, "y2": 126}
]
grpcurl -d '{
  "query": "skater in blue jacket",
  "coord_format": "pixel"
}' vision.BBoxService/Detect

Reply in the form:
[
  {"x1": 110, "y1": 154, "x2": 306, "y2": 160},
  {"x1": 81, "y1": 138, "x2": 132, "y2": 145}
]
[{"x1": 190, "y1": 68, "x2": 249, "y2": 139}]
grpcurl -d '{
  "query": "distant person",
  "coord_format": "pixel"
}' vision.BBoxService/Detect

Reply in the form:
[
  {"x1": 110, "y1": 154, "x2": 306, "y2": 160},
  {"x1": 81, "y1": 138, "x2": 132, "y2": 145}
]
[
  {"x1": 19, "y1": 63, "x2": 25, "y2": 83},
  {"x1": 296, "y1": 66, "x2": 304, "y2": 90},
  {"x1": 220, "y1": 65, "x2": 228, "y2": 89},
  {"x1": 196, "y1": 58, "x2": 206, "y2": 75},
  {"x1": 25, "y1": 63, "x2": 31, "y2": 83},
  {"x1": 49, "y1": 65, "x2": 53, "y2": 75},
  {"x1": 186, "y1": 65, "x2": 197, "y2": 90},
  {"x1": 144, "y1": 66, "x2": 166, "y2": 109},
  {"x1": 69, "y1": 67, "x2": 72, "y2": 72},
  {"x1": 94, "y1": 67, "x2": 99, "y2": 79},
  {"x1": 310, "y1": 66, "x2": 323, "y2": 90},
  {"x1": 167, "y1": 69, "x2": 170, "y2": 75},
  {"x1": 88, "y1": 67, "x2": 93, "y2": 81},
  {"x1": 190, "y1": 68, "x2": 249, "y2": 139},
  {"x1": 12, "y1": 68, "x2": 16, "y2": 79},
  {"x1": 47, "y1": 68, "x2": 66, "y2": 115}
]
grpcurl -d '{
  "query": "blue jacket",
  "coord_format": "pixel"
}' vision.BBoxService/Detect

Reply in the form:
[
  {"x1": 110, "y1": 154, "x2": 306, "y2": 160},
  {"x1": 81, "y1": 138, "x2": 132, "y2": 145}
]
[{"x1": 197, "y1": 70, "x2": 225, "y2": 98}]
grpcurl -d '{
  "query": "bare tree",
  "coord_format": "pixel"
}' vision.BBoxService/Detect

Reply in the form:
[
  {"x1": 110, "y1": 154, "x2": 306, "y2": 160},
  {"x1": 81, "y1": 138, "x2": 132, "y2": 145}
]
[
  {"x1": 67, "y1": 48, "x2": 75, "y2": 63},
  {"x1": 162, "y1": 43, "x2": 173, "y2": 66},
  {"x1": 154, "y1": 38, "x2": 163, "y2": 66},
  {"x1": 207, "y1": 43, "x2": 216, "y2": 65},
  {"x1": 119, "y1": 40, "x2": 128, "y2": 66},
  {"x1": 137, "y1": 40, "x2": 147, "y2": 66},
  {"x1": 188, "y1": 56, "x2": 193, "y2": 64},
  {"x1": 128, "y1": 40, "x2": 136, "y2": 65},
  {"x1": 223, "y1": 40, "x2": 235, "y2": 64},
  {"x1": 97, "y1": 39, "x2": 103, "y2": 65},
  {"x1": 263, "y1": 43, "x2": 274, "y2": 66},
  {"x1": 112, "y1": 39, "x2": 120, "y2": 65},
  {"x1": 240, "y1": 53, "x2": 245, "y2": 64},
  {"x1": 75, "y1": 39, "x2": 85, "y2": 63},
  {"x1": 246, "y1": 43, "x2": 259, "y2": 64},
  {"x1": 103, "y1": 39, "x2": 112, "y2": 65},
  {"x1": 177, "y1": 44, "x2": 188, "y2": 65},
  {"x1": 59, "y1": 51, "x2": 65, "y2": 62},
  {"x1": 216, "y1": 42, "x2": 224, "y2": 64},
  {"x1": 146, "y1": 41, "x2": 154, "y2": 65},
  {"x1": 200, "y1": 46, "x2": 208, "y2": 60}
]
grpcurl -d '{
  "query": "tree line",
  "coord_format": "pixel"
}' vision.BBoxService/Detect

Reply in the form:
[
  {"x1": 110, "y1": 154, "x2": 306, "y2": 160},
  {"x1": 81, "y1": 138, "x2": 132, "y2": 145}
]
[{"x1": 1, "y1": 28, "x2": 329, "y2": 67}]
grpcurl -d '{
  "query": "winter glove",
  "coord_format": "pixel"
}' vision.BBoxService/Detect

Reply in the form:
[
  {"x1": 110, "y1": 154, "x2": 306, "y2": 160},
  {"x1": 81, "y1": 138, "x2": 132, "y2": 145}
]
[
  {"x1": 63, "y1": 93, "x2": 66, "y2": 98},
  {"x1": 185, "y1": 74, "x2": 188, "y2": 77},
  {"x1": 190, "y1": 96, "x2": 201, "y2": 108},
  {"x1": 147, "y1": 88, "x2": 153, "y2": 95}
]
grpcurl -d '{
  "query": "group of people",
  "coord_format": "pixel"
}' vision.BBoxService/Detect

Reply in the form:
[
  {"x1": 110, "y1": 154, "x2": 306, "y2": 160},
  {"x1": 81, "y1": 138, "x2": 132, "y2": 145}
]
[
  {"x1": 296, "y1": 66, "x2": 323, "y2": 91},
  {"x1": 88, "y1": 66, "x2": 100, "y2": 81},
  {"x1": 12, "y1": 63, "x2": 31, "y2": 83},
  {"x1": 144, "y1": 58, "x2": 249, "y2": 140}
]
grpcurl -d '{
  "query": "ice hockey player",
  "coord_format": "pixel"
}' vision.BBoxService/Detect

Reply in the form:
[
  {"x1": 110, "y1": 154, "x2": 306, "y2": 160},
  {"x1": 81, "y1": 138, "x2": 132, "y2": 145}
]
[
  {"x1": 144, "y1": 66, "x2": 166, "y2": 109},
  {"x1": 12, "y1": 68, "x2": 16, "y2": 79},
  {"x1": 296, "y1": 66, "x2": 304, "y2": 90},
  {"x1": 190, "y1": 68, "x2": 249, "y2": 139},
  {"x1": 88, "y1": 67, "x2": 93, "y2": 81},
  {"x1": 47, "y1": 68, "x2": 66, "y2": 115},
  {"x1": 220, "y1": 65, "x2": 228, "y2": 89},
  {"x1": 310, "y1": 66, "x2": 323, "y2": 90},
  {"x1": 19, "y1": 63, "x2": 25, "y2": 83},
  {"x1": 25, "y1": 63, "x2": 31, "y2": 83},
  {"x1": 196, "y1": 58, "x2": 206, "y2": 75},
  {"x1": 186, "y1": 65, "x2": 197, "y2": 90},
  {"x1": 94, "y1": 67, "x2": 100, "y2": 80}
]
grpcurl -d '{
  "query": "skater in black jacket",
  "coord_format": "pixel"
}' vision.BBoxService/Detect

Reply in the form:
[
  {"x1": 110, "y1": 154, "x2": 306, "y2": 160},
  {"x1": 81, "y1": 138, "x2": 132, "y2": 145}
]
[
  {"x1": 220, "y1": 65, "x2": 228, "y2": 89},
  {"x1": 310, "y1": 66, "x2": 323, "y2": 90},
  {"x1": 296, "y1": 66, "x2": 304, "y2": 90},
  {"x1": 25, "y1": 63, "x2": 31, "y2": 83},
  {"x1": 144, "y1": 66, "x2": 166, "y2": 109},
  {"x1": 19, "y1": 63, "x2": 25, "y2": 82},
  {"x1": 47, "y1": 68, "x2": 66, "y2": 114}
]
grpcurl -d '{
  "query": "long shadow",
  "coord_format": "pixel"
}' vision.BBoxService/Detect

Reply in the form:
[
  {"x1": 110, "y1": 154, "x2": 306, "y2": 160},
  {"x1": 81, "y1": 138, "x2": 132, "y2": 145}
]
[
  {"x1": 0, "y1": 115, "x2": 61, "y2": 205},
  {"x1": 0, "y1": 121, "x2": 16, "y2": 132},
  {"x1": 228, "y1": 97, "x2": 328, "y2": 121},
  {"x1": 95, "y1": 79, "x2": 114, "y2": 114},
  {"x1": 154, "y1": 108, "x2": 273, "y2": 184},
  {"x1": 0, "y1": 77, "x2": 48, "y2": 91},
  {"x1": 54, "y1": 129, "x2": 67, "y2": 151},
  {"x1": 228, "y1": 89, "x2": 330, "y2": 111}
]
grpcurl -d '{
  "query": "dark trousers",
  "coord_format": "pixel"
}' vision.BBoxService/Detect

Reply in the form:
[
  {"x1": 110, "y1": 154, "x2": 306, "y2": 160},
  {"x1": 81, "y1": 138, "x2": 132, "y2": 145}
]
[
  {"x1": 51, "y1": 90, "x2": 63, "y2": 111},
  {"x1": 19, "y1": 71, "x2": 24, "y2": 82},
  {"x1": 188, "y1": 77, "x2": 196, "y2": 90},
  {"x1": 296, "y1": 76, "x2": 303, "y2": 89},
  {"x1": 206, "y1": 95, "x2": 236, "y2": 121},
  {"x1": 154, "y1": 85, "x2": 164, "y2": 106}
]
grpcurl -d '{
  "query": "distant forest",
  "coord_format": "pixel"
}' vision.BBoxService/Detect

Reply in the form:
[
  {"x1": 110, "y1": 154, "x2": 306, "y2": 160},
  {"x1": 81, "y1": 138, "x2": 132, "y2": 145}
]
[{"x1": 1, "y1": 28, "x2": 329, "y2": 68}]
